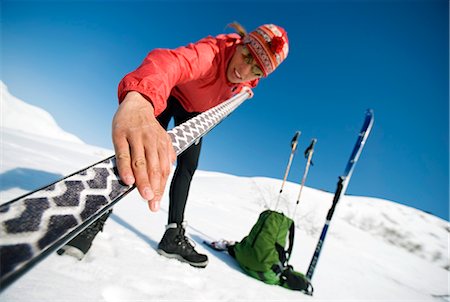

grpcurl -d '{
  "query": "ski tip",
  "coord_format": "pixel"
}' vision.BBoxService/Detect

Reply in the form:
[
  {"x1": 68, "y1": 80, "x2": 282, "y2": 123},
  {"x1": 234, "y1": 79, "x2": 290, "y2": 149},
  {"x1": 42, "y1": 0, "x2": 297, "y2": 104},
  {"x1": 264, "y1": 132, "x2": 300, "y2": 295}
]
[
  {"x1": 203, "y1": 239, "x2": 235, "y2": 251},
  {"x1": 364, "y1": 109, "x2": 375, "y2": 129},
  {"x1": 366, "y1": 108, "x2": 374, "y2": 118}
]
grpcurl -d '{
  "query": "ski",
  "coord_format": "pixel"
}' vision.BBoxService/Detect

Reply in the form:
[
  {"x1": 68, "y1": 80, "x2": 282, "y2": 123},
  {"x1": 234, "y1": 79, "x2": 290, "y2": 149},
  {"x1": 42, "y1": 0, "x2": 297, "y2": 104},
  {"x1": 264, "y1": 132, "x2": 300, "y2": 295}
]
[
  {"x1": 306, "y1": 109, "x2": 374, "y2": 281},
  {"x1": 202, "y1": 239, "x2": 235, "y2": 252},
  {"x1": 0, "y1": 91, "x2": 251, "y2": 291}
]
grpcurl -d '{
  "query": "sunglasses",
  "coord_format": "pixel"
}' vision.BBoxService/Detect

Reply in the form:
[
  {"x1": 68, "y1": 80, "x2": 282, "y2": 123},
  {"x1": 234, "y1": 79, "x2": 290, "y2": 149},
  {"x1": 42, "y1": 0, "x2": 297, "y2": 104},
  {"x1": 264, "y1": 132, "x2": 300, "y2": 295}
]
[{"x1": 241, "y1": 46, "x2": 264, "y2": 78}]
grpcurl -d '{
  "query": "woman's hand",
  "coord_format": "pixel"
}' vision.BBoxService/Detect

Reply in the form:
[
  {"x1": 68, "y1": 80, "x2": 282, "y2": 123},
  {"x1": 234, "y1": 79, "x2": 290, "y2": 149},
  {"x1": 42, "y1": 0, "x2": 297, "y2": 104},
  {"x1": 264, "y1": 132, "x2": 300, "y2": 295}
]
[{"x1": 112, "y1": 91, "x2": 176, "y2": 212}]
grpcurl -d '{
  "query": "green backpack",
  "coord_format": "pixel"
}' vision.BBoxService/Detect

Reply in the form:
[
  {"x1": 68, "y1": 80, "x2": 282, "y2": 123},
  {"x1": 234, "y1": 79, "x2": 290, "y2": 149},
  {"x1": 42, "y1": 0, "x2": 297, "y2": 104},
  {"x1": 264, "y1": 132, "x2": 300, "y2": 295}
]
[{"x1": 233, "y1": 210, "x2": 313, "y2": 295}]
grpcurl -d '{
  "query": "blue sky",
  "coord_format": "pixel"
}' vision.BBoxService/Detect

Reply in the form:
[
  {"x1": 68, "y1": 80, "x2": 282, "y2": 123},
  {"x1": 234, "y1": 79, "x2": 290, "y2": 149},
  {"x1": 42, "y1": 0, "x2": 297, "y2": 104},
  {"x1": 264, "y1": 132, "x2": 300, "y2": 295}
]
[{"x1": 2, "y1": 0, "x2": 448, "y2": 220}]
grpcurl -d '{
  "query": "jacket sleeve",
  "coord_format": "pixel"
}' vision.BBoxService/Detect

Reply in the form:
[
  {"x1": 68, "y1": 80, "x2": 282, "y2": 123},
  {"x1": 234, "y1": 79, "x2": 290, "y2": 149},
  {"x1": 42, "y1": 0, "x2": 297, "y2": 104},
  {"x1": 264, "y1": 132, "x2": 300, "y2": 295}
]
[{"x1": 118, "y1": 36, "x2": 220, "y2": 116}]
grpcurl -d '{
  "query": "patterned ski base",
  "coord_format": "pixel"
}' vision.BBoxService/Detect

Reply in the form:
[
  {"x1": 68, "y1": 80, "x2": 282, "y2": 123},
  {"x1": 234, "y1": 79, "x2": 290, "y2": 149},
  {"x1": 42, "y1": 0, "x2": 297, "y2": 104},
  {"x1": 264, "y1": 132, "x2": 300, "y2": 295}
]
[{"x1": 0, "y1": 91, "x2": 250, "y2": 290}]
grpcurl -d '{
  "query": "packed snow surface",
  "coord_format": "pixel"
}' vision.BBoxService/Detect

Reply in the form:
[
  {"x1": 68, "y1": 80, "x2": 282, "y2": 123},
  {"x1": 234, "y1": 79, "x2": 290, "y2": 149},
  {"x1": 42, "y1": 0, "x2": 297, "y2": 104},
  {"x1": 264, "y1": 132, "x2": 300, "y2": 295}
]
[{"x1": 1, "y1": 81, "x2": 448, "y2": 301}]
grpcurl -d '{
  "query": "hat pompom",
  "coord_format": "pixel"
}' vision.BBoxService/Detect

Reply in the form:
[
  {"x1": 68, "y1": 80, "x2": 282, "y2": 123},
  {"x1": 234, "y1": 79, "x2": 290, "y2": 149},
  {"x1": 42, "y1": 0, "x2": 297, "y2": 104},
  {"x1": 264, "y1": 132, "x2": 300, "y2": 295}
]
[{"x1": 270, "y1": 36, "x2": 285, "y2": 54}]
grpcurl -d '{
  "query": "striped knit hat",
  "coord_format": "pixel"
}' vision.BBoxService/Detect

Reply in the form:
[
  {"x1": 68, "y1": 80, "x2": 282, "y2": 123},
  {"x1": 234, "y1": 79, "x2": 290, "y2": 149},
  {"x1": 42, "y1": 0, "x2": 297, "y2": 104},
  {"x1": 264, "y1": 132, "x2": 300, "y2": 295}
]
[{"x1": 243, "y1": 24, "x2": 289, "y2": 77}]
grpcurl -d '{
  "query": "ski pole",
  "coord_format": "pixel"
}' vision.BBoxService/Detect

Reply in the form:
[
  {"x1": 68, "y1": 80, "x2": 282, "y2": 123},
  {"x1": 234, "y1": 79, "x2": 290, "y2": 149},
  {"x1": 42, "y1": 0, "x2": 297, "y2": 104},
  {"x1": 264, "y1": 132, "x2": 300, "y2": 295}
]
[
  {"x1": 273, "y1": 131, "x2": 301, "y2": 210},
  {"x1": 306, "y1": 110, "x2": 374, "y2": 281},
  {"x1": 292, "y1": 138, "x2": 317, "y2": 219}
]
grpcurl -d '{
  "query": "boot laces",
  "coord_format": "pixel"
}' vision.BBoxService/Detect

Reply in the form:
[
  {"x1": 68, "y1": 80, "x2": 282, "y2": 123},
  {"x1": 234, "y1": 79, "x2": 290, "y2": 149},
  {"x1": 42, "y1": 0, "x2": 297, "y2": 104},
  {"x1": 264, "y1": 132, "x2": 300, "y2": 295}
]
[
  {"x1": 178, "y1": 234, "x2": 195, "y2": 246},
  {"x1": 81, "y1": 212, "x2": 109, "y2": 240},
  {"x1": 175, "y1": 230, "x2": 197, "y2": 252}
]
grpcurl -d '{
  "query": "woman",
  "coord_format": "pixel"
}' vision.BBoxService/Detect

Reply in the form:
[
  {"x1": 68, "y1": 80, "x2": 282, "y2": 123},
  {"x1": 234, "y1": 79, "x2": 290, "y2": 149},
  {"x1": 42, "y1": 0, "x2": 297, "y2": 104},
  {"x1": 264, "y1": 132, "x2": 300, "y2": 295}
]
[{"x1": 60, "y1": 23, "x2": 289, "y2": 267}]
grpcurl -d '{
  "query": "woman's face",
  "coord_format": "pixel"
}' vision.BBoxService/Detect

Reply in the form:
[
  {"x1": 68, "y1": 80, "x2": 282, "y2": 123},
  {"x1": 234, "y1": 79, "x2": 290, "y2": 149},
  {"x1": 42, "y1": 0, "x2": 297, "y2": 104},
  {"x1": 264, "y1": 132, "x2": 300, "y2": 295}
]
[{"x1": 227, "y1": 44, "x2": 264, "y2": 84}]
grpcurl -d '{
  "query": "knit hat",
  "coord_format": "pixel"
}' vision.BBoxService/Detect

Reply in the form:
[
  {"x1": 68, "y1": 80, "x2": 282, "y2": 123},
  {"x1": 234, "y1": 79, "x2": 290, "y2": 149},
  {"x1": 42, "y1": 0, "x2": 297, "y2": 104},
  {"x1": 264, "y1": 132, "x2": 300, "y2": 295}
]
[{"x1": 243, "y1": 24, "x2": 289, "y2": 77}]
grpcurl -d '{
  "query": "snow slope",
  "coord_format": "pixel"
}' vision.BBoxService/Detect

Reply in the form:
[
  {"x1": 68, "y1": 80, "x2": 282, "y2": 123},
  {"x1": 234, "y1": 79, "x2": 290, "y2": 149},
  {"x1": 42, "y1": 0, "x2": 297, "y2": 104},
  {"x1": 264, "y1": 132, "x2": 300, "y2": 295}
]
[
  {"x1": 1, "y1": 82, "x2": 448, "y2": 301},
  {"x1": 1, "y1": 81, "x2": 112, "y2": 203},
  {"x1": 1, "y1": 81, "x2": 83, "y2": 144}
]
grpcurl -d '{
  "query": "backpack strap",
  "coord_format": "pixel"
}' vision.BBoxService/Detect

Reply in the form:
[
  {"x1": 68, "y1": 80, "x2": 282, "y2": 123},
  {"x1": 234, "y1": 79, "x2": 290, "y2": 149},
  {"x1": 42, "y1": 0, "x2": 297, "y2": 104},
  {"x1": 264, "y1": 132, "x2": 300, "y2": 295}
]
[
  {"x1": 285, "y1": 222, "x2": 295, "y2": 262},
  {"x1": 273, "y1": 221, "x2": 296, "y2": 273}
]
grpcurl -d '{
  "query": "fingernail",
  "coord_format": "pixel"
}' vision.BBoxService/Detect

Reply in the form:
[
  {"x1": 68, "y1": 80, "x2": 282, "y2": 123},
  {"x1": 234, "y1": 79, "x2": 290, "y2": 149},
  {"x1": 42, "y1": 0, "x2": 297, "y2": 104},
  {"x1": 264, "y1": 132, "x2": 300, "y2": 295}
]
[
  {"x1": 143, "y1": 187, "x2": 154, "y2": 200},
  {"x1": 148, "y1": 200, "x2": 160, "y2": 212},
  {"x1": 124, "y1": 175, "x2": 134, "y2": 185}
]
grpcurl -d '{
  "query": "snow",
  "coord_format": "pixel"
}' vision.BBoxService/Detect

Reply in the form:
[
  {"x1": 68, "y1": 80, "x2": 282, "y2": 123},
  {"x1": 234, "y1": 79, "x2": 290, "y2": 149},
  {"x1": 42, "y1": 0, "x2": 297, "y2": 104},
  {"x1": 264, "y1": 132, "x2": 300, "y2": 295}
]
[
  {"x1": 1, "y1": 81, "x2": 449, "y2": 301},
  {"x1": 1, "y1": 81, "x2": 83, "y2": 144}
]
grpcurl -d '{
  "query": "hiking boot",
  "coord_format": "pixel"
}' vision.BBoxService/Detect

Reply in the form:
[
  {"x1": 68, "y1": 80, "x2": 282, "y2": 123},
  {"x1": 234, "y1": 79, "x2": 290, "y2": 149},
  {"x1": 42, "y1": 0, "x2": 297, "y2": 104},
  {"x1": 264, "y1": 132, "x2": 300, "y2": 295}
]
[
  {"x1": 57, "y1": 210, "x2": 112, "y2": 260},
  {"x1": 157, "y1": 222, "x2": 208, "y2": 268}
]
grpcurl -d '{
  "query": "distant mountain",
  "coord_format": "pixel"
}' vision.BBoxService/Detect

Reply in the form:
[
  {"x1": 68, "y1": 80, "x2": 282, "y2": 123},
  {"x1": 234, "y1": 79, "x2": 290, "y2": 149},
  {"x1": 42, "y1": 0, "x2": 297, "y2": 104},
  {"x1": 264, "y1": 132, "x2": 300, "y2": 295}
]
[
  {"x1": 1, "y1": 81, "x2": 83, "y2": 143},
  {"x1": 0, "y1": 81, "x2": 111, "y2": 203}
]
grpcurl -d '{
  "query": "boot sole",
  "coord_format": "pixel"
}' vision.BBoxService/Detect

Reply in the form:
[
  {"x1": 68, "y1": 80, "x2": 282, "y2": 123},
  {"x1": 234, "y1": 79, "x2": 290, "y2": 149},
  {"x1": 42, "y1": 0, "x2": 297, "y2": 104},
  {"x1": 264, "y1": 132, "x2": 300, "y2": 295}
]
[{"x1": 157, "y1": 249, "x2": 208, "y2": 268}]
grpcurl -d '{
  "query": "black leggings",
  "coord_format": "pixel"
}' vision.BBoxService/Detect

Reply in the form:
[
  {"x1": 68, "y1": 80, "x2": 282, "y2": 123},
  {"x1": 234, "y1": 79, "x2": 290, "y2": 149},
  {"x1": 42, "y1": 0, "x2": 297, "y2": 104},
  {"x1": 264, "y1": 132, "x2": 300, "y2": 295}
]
[{"x1": 157, "y1": 96, "x2": 202, "y2": 224}]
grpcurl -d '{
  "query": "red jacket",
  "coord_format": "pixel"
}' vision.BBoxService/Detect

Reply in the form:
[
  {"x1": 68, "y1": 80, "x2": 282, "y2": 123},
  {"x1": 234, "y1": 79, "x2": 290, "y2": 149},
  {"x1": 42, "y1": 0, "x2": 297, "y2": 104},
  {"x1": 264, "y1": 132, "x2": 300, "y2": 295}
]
[{"x1": 118, "y1": 33, "x2": 258, "y2": 117}]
